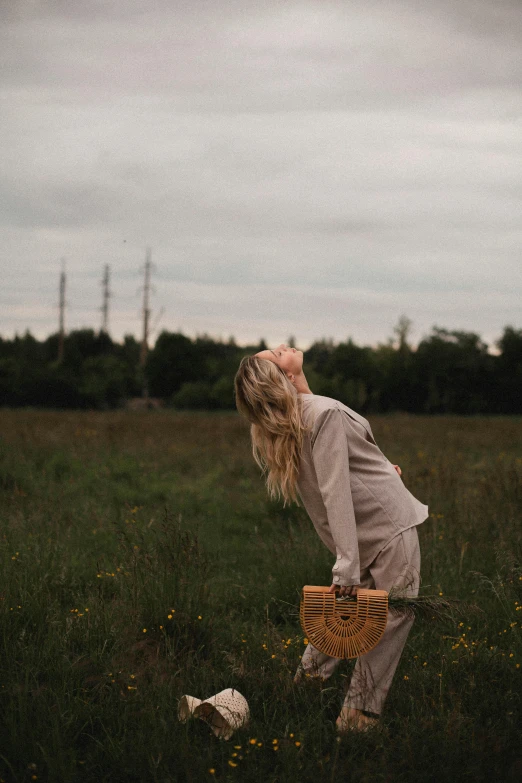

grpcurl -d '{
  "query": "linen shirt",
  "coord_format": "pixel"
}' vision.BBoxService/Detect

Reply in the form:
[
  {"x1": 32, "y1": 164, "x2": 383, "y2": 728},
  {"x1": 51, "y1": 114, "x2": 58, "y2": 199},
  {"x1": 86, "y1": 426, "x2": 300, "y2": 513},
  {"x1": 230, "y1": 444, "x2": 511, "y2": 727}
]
[{"x1": 296, "y1": 394, "x2": 429, "y2": 587}]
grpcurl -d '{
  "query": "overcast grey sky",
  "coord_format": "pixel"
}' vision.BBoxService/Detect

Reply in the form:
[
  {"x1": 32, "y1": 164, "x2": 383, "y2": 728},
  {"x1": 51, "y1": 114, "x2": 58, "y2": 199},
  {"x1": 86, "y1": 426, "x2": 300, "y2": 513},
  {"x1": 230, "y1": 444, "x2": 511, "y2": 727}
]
[{"x1": 1, "y1": 0, "x2": 521, "y2": 349}]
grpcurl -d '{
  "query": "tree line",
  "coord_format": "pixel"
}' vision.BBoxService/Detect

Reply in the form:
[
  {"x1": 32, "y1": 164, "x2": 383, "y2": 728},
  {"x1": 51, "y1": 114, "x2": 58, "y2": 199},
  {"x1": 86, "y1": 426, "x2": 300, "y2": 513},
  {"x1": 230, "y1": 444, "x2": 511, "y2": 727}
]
[{"x1": 0, "y1": 319, "x2": 520, "y2": 414}]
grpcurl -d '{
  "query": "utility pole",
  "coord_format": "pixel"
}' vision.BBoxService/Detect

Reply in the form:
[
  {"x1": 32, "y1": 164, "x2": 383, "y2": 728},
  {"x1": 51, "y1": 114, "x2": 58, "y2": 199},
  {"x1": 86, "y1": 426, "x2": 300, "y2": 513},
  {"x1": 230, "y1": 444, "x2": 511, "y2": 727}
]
[
  {"x1": 101, "y1": 264, "x2": 111, "y2": 333},
  {"x1": 57, "y1": 259, "x2": 66, "y2": 363},
  {"x1": 139, "y1": 248, "x2": 156, "y2": 400},
  {"x1": 140, "y1": 248, "x2": 152, "y2": 368}
]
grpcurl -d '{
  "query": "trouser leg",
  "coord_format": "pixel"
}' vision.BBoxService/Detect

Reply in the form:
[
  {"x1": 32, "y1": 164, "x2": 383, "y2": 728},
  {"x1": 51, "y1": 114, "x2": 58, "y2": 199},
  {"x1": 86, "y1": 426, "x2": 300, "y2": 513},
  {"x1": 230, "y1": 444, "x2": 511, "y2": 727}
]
[
  {"x1": 298, "y1": 642, "x2": 343, "y2": 681},
  {"x1": 343, "y1": 527, "x2": 421, "y2": 715},
  {"x1": 296, "y1": 527, "x2": 421, "y2": 700},
  {"x1": 297, "y1": 559, "x2": 375, "y2": 681}
]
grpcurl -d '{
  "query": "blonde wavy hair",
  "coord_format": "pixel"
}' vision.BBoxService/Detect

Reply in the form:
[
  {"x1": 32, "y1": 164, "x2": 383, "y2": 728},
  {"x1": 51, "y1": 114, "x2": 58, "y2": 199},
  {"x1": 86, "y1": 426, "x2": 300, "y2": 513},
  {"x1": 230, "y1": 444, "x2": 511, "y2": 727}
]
[{"x1": 234, "y1": 355, "x2": 308, "y2": 505}]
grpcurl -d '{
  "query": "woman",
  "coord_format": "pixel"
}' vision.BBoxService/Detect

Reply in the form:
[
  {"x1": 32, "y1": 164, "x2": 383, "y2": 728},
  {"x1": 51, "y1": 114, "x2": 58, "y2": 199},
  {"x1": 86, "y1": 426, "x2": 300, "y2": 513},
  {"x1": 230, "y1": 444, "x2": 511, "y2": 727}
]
[{"x1": 234, "y1": 344, "x2": 429, "y2": 733}]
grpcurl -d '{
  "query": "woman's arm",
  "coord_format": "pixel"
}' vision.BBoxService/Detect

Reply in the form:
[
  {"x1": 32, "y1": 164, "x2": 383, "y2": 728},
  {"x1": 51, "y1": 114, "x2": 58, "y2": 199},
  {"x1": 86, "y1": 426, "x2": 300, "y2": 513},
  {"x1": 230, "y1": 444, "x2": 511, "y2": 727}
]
[{"x1": 311, "y1": 407, "x2": 361, "y2": 588}]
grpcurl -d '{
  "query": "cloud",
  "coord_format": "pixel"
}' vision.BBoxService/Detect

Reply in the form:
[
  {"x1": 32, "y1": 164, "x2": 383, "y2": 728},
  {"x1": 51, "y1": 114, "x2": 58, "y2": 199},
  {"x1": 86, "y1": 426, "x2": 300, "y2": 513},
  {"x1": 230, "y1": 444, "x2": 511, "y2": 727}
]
[{"x1": 0, "y1": 0, "x2": 520, "y2": 348}]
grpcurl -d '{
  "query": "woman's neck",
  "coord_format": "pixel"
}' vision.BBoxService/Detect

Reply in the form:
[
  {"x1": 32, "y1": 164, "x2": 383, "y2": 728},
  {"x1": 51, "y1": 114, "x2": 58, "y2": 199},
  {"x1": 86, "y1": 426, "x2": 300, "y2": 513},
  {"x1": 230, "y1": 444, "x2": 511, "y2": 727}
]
[{"x1": 294, "y1": 371, "x2": 313, "y2": 395}]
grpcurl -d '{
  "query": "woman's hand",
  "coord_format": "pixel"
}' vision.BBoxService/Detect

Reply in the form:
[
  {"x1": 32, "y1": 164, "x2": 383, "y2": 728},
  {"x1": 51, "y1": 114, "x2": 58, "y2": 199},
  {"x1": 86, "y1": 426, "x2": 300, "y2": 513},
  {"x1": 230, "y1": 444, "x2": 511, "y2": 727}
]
[
  {"x1": 393, "y1": 464, "x2": 402, "y2": 477},
  {"x1": 328, "y1": 584, "x2": 360, "y2": 598}
]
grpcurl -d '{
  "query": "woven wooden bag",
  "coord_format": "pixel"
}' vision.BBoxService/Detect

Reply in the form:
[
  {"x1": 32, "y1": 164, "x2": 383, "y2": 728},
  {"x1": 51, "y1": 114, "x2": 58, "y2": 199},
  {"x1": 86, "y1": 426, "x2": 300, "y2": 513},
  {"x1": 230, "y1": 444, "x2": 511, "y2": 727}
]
[{"x1": 300, "y1": 586, "x2": 389, "y2": 659}]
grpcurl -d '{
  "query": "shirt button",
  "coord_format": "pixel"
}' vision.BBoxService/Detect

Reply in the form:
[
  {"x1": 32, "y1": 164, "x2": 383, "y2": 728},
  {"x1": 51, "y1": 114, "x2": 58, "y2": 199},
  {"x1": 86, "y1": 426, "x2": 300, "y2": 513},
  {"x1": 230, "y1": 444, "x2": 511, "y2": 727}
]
[
  {"x1": 333, "y1": 576, "x2": 340, "y2": 583},
  {"x1": 337, "y1": 554, "x2": 342, "y2": 560},
  {"x1": 333, "y1": 564, "x2": 339, "y2": 570}
]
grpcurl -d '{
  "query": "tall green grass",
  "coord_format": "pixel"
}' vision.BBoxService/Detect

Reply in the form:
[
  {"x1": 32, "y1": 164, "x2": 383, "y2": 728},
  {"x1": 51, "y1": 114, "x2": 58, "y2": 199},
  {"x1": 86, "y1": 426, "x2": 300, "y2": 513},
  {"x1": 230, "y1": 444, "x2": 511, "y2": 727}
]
[{"x1": 0, "y1": 410, "x2": 521, "y2": 782}]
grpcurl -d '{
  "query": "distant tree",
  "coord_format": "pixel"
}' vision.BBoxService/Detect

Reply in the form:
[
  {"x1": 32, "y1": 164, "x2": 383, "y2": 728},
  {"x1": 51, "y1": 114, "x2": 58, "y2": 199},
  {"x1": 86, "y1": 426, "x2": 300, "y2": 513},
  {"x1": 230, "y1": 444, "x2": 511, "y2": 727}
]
[
  {"x1": 372, "y1": 317, "x2": 417, "y2": 412},
  {"x1": 43, "y1": 333, "x2": 60, "y2": 364},
  {"x1": 211, "y1": 376, "x2": 236, "y2": 409},
  {"x1": 0, "y1": 322, "x2": 520, "y2": 413},
  {"x1": 324, "y1": 339, "x2": 376, "y2": 411},
  {"x1": 392, "y1": 315, "x2": 413, "y2": 353},
  {"x1": 36, "y1": 365, "x2": 83, "y2": 409},
  {"x1": 13, "y1": 331, "x2": 45, "y2": 364},
  {"x1": 59, "y1": 329, "x2": 116, "y2": 371},
  {"x1": 0, "y1": 356, "x2": 82, "y2": 408},
  {"x1": 0, "y1": 357, "x2": 18, "y2": 405},
  {"x1": 115, "y1": 334, "x2": 142, "y2": 398},
  {"x1": 172, "y1": 381, "x2": 214, "y2": 409},
  {"x1": 146, "y1": 331, "x2": 205, "y2": 397},
  {"x1": 304, "y1": 339, "x2": 335, "y2": 376},
  {"x1": 79, "y1": 355, "x2": 130, "y2": 409},
  {"x1": 415, "y1": 327, "x2": 494, "y2": 413},
  {"x1": 494, "y1": 326, "x2": 522, "y2": 413}
]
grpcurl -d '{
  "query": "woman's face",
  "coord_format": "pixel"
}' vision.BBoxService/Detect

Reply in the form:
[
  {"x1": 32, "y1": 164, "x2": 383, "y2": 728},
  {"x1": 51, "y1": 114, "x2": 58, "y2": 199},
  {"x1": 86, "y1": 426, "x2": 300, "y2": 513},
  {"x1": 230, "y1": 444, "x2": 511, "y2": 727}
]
[{"x1": 255, "y1": 343, "x2": 304, "y2": 377}]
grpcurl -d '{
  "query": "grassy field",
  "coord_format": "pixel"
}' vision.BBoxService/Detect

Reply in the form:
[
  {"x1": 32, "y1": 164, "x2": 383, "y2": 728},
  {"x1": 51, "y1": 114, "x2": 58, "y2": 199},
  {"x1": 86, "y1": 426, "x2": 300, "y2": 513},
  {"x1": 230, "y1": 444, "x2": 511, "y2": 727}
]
[{"x1": 0, "y1": 409, "x2": 521, "y2": 783}]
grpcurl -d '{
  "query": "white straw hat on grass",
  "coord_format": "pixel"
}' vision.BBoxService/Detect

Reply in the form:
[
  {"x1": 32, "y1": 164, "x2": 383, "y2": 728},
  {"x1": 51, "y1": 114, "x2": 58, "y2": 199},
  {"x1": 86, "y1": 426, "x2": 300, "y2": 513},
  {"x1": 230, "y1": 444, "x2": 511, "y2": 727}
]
[{"x1": 178, "y1": 688, "x2": 250, "y2": 740}]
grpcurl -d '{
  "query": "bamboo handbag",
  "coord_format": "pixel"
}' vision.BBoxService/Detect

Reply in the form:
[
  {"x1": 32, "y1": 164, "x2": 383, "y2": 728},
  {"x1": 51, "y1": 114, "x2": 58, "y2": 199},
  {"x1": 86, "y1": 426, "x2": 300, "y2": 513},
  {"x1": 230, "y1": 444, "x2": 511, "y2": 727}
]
[{"x1": 300, "y1": 586, "x2": 389, "y2": 659}]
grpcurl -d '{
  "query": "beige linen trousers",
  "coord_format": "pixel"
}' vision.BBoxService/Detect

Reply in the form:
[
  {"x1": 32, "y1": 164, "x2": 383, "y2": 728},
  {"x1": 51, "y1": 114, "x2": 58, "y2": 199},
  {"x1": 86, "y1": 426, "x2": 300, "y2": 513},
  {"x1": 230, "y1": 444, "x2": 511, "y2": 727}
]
[{"x1": 295, "y1": 394, "x2": 428, "y2": 715}]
